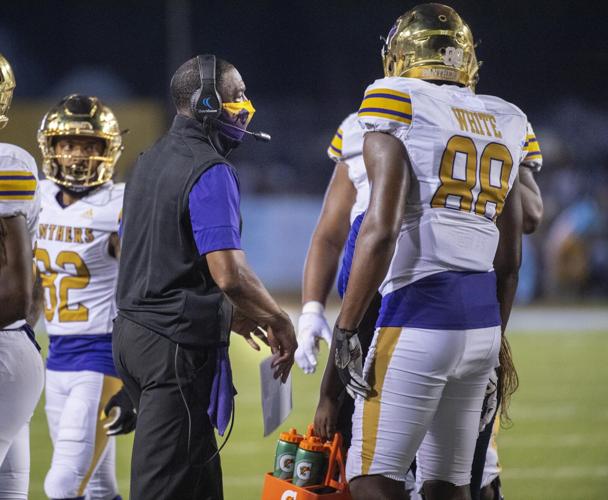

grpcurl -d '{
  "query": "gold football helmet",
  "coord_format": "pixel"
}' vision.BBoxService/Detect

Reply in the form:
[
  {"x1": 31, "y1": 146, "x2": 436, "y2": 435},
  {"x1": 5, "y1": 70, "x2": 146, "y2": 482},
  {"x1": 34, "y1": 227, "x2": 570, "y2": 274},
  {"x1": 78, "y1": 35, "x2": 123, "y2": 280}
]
[
  {"x1": 38, "y1": 94, "x2": 123, "y2": 191},
  {"x1": 0, "y1": 54, "x2": 16, "y2": 129},
  {"x1": 382, "y1": 3, "x2": 480, "y2": 89}
]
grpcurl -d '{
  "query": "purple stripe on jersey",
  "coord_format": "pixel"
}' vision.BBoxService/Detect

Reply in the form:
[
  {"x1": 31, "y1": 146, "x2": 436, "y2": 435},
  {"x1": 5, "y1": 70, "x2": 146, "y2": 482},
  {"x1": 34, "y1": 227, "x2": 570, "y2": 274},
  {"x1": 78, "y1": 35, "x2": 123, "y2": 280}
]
[
  {"x1": 364, "y1": 93, "x2": 411, "y2": 103},
  {"x1": 47, "y1": 334, "x2": 117, "y2": 376},
  {"x1": 329, "y1": 144, "x2": 342, "y2": 155},
  {"x1": 189, "y1": 163, "x2": 242, "y2": 255},
  {"x1": 0, "y1": 190, "x2": 36, "y2": 196},
  {"x1": 358, "y1": 107, "x2": 412, "y2": 120},
  {"x1": 377, "y1": 271, "x2": 501, "y2": 330}
]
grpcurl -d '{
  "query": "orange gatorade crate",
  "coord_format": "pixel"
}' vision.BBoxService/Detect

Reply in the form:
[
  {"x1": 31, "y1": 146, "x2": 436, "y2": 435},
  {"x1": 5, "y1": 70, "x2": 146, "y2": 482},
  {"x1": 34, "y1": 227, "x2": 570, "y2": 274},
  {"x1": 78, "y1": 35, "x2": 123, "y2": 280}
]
[{"x1": 262, "y1": 432, "x2": 352, "y2": 499}]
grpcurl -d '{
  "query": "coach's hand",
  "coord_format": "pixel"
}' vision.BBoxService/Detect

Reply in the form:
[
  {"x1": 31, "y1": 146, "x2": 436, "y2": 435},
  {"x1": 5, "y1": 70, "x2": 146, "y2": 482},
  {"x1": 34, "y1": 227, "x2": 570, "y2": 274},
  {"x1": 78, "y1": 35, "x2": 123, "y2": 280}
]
[
  {"x1": 295, "y1": 303, "x2": 332, "y2": 374},
  {"x1": 103, "y1": 387, "x2": 137, "y2": 436},
  {"x1": 231, "y1": 308, "x2": 270, "y2": 351},
  {"x1": 266, "y1": 312, "x2": 297, "y2": 383},
  {"x1": 334, "y1": 325, "x2": 370, "y2": 399}
]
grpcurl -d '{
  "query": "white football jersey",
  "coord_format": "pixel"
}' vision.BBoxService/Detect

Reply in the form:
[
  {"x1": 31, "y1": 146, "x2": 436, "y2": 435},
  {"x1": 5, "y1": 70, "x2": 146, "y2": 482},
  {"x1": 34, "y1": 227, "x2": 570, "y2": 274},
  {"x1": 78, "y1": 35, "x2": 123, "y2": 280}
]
[
  {"x1": 327, "y1": 113, "x2": 369, "y2": 224},
  {"x1": 358, "y1": 77, "x2": 528, "y2": 295},
  {"x1": 35, "y1": 180, "x2": 124, "y2": 336},
  {"x1": 0, "y1": 143, "x2": 40, "y2": 329},
  {"x1": 521, "y1": 122, "x2": 543, "y2": 171}
]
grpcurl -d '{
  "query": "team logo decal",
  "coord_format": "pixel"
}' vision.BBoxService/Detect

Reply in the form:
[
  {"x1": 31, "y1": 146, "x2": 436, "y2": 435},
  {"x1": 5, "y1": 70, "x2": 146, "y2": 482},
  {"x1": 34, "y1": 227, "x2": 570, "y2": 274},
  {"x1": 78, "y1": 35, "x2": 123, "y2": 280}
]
[
  {"x1": 296, "y1": 461, "x2": 312, "y2": 481},
  {"x1": 278, "y1": 453, "x2": 295, "y2": 472},
  {"x1": 443, "y1": 46, "x2": 464, "y2": 68}
]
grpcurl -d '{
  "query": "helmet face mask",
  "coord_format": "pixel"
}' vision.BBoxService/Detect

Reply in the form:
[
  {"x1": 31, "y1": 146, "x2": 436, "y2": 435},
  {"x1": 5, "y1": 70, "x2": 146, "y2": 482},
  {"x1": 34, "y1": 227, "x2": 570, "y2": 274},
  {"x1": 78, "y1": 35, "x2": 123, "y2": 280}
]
[
  {"x1": 0, "y1": 54, "x2": 16, "y2": 129},
  {"x1": 382, "y1": 3, "x2": 480, "y2": 90},
  {"x1": 38, "y1": 95, "x2": 123, "y2": 191}
]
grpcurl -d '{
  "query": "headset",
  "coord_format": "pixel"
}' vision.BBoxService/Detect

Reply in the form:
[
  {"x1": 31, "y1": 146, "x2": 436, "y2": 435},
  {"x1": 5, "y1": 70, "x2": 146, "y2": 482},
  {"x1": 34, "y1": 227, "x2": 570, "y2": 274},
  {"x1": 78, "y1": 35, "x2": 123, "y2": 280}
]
[
  {"x1": 191, "y1": 54, "x2": 222, "y2": 122},
  {"x1": 190, "y1": 54, "x2": 271, "y2": 142}
]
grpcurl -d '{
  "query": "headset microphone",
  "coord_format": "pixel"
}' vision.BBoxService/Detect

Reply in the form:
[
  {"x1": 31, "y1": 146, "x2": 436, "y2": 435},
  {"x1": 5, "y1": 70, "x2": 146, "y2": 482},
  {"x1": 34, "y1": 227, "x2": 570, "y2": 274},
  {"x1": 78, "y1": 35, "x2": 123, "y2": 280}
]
[{"x1": 211, "y1": 118, "x2": 272, "y2": 143}]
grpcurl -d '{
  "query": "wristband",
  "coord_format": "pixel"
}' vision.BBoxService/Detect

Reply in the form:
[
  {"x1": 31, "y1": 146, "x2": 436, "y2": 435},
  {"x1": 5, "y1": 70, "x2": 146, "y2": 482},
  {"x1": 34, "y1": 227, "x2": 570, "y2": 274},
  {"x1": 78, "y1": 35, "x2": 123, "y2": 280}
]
[{"x1": 302, "y1": 301, "x2": 325, "y2": 315}]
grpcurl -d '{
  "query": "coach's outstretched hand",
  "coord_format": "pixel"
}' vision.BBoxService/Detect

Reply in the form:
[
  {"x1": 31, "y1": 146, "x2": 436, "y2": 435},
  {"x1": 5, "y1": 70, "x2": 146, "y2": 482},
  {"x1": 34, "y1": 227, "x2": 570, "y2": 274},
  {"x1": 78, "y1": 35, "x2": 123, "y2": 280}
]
[
  {"x1": 103, "y1": 387, "x2": 137, "y2": 436},
  {"x1": 231, "y1": 307, "x2": 270, "y2": 351},
  {"x1": 266, "y1": 311, "x2": 297, "y2": 383},
  {"x1": 334, "y1": 325, "x2": 370, "y2": 399}
]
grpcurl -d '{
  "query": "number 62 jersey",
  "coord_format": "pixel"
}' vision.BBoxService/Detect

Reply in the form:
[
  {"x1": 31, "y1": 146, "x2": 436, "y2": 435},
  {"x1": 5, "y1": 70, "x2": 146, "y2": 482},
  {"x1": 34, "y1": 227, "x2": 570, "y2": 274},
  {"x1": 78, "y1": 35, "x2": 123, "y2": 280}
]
[
  {"x1": 358, "y1": 77, "x2": 528, "y2": 296},
  {"x1": 35, "y1": 180, "x2": 123, "y2": 372}
]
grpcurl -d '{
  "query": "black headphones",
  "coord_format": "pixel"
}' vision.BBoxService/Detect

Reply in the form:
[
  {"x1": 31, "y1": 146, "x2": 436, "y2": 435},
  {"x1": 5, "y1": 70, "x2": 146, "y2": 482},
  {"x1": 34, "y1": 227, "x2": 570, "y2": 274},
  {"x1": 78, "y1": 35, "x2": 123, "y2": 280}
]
[{"x1": 191, "y1": 54, "x2": 222, "y2": 122}]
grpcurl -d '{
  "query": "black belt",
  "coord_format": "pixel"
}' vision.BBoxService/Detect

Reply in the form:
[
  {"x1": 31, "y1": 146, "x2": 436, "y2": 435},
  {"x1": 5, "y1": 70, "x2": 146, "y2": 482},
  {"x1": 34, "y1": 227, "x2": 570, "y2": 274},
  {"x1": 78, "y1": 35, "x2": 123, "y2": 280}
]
[{"x1": 2, "y1": 324, "x2": 41, "y2": 351}]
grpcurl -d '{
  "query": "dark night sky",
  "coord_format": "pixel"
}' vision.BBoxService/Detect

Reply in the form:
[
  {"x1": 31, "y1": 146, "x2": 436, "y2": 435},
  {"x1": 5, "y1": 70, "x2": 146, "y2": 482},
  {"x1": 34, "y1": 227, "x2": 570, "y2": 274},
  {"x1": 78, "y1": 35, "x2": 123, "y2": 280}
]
[
  {"x1": 2, "y1": 0, "x2": 606, "y2": 112},
  {"x1": 2, "y1": 1, "x2": 607, "y2": 193}
]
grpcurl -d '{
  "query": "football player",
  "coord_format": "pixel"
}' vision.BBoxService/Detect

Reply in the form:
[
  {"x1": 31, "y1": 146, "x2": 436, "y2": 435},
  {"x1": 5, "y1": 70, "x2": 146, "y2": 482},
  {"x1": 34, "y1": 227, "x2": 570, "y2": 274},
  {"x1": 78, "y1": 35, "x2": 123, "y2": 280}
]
[
  {"x1": 35, "y1": 95, "x2": 135, "y2": 500},
  {"x1": 0, "y1": 53, "x2": 45, "y2": 500},
  {"x1": 321, "y1": 4, "x2": 526, "y2": 499}
]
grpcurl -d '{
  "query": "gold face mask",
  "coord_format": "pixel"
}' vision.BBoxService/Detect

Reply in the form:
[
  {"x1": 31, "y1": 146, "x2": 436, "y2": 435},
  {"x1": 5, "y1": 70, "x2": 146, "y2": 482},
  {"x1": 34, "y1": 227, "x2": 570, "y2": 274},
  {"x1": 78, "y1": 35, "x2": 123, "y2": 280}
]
[{"x1": 221, "y1": 100, "x2": 256, "y2": 128}]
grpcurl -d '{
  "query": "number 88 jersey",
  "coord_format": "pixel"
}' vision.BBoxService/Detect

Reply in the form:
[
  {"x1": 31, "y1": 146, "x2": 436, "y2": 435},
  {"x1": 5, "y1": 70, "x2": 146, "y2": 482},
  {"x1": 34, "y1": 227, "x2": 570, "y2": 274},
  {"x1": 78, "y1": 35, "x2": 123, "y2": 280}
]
[
  {"x1": 35, "y1": 180, "x2": 124, "y2": 336},
  {"x1": 357, "y1": 77, "x2": 527, "y2": 296}
]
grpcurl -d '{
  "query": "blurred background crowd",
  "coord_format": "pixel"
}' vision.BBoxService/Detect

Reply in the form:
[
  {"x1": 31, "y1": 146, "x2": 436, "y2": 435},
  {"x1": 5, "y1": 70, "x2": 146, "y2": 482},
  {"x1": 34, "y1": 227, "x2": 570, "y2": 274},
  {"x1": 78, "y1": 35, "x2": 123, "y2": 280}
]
[{"x1": 2, "y1": 0, "x2": 606, "y2": 302}]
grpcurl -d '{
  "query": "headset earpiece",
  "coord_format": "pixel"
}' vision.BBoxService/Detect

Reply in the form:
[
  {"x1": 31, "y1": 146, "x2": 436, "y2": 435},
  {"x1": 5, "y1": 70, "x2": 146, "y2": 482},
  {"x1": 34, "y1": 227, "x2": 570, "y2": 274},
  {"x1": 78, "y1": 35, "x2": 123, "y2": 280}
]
[{"x1": 191, "y1": 54, "x2": 222, "y2": 123}]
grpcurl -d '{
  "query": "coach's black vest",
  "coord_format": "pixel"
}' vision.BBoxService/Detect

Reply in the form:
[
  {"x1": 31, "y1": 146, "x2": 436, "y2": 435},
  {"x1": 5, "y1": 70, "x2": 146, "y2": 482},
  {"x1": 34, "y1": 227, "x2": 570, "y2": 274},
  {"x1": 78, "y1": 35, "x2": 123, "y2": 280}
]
[{"x1": 117, "y1": 115, "x2": 234, "y2": 348}]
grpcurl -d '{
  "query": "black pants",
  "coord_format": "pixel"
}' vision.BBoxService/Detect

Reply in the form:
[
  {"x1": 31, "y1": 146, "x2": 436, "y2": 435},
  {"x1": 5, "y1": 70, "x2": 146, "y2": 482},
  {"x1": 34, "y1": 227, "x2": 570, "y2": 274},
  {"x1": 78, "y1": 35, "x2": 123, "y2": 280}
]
[{"x1": 112, "y1": 315, "x2": 223, "y2": 500}]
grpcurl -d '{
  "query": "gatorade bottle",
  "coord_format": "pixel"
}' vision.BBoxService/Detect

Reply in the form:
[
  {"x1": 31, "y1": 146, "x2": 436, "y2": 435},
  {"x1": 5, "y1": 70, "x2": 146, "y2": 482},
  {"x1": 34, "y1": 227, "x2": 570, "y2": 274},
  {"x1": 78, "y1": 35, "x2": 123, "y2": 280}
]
[
  {"x1": 293, "y1": 436, "x2": 327, "y2": 487},
  {"x1": 273, "y1": 428, "x2": 303, "y2": 479}
]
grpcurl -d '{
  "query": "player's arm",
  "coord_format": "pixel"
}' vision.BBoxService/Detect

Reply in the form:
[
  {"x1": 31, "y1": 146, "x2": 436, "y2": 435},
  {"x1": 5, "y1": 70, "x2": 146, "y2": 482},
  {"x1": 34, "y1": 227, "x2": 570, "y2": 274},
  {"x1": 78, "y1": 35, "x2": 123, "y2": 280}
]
[
  {"x1": 337, "y1": 132, "x2": 408, "y2": 331},
  {"x1": 108, "y1": 232, "x2": 121, "y2": 258},
  {"x1": 494, "y1": 176, "x2": 523, "y2": 332},
  {"x1": 518, "y1": 166, "x2": 543, "y2": 234},
  {"x1": 206, "y1": 250, "x2": 297, "y2": 382},
  {"x1": 0, "y1": 216, "x2": 34, "y2": 328},
  {"x1": 298, "y1": 162, "x2": 355, "y2": 373}
]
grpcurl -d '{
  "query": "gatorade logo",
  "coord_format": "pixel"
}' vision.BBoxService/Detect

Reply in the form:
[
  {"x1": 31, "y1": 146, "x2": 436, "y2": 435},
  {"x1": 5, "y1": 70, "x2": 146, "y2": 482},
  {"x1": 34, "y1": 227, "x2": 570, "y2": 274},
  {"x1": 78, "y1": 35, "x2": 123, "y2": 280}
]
[
  {"x1": 295, "y1": 461, "x2": 312, "y2": 481},
  {"x1": 278, "y1": 453, "x2": 295, "y2": 473},
  {"x1": 281, "y1": 491, "x2": 297, "y2": 500}
]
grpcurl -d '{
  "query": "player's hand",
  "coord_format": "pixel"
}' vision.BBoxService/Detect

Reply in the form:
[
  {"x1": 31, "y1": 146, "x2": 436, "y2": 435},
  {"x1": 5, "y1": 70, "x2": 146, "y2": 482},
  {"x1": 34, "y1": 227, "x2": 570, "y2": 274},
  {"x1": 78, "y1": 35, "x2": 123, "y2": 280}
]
[
  {"x1": 103, "y1": 387, "x2": 137, "y2": 436},
  {"x1": 479, "y1": 369, "x2": 498, "y2": 432},
  {"x1": 295, "y1": 304, "x2": 332, "y2": 374},
  {"x1": 231, "y1": 308, "x2": 270, "y2": 351},
  {"x1": 314, "y1": 395, "x2": 341, "y2": 441},
  {"x1": 333, "y1": 325, "x2": 370, "y2": 399},
  {"x1": 266, "y1": 312, "x2": 297, "y2": 383}
]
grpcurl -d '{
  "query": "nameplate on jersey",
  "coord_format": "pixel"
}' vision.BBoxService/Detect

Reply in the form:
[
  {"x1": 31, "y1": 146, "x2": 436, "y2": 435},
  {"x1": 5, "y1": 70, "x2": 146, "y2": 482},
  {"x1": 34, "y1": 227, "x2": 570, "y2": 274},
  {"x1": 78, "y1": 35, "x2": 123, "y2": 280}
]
[
  {"x1": 38, "y1": 223, "x2": 95, "y2": 243},
  {"x1": 451, "y1": 107, "x2": 503, "y2": 138}
]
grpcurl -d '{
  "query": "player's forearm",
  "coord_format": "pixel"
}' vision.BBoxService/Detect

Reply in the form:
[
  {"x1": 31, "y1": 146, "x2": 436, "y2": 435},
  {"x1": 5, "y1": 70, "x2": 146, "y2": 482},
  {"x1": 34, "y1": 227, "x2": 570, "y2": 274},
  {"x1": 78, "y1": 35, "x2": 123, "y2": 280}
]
[
  {"x1": 336, "y1": 224, "x2": 396, "y2": 331},
  {"x1": 302, "y1": 234, "x2": 343, "y2": 305},
  {"x1": 519, "y1": 168, "x2": 543, "y2": 234},
  {"x1": 318, "y1": 335, "x2": 344, "y2": 399},
  {"x1": 495, "y1": 271, "x2": 519, "y2": 333}
]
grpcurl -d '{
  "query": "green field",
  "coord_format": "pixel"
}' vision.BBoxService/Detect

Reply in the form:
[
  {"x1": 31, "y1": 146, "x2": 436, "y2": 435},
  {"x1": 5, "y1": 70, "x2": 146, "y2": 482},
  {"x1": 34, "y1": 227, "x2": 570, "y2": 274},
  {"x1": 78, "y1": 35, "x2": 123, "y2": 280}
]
[{"x1": 28, "y1": 330, "x2": 608, "y2": 499}]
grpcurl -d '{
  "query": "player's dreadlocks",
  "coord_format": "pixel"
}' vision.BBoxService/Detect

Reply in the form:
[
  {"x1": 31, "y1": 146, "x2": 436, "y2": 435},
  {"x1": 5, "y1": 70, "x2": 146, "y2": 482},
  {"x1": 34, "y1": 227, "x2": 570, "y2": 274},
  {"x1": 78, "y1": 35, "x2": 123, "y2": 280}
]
[{"x1": 499, "y1": 334, "x2": 519, "y2": 426}]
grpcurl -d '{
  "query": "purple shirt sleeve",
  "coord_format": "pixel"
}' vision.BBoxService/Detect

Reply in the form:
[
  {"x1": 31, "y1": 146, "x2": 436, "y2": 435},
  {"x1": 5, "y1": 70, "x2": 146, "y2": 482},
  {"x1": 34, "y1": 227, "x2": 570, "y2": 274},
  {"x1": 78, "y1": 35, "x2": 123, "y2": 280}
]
[{"x1": 189, "y1": 163, "x2": 241, "y2": 255}]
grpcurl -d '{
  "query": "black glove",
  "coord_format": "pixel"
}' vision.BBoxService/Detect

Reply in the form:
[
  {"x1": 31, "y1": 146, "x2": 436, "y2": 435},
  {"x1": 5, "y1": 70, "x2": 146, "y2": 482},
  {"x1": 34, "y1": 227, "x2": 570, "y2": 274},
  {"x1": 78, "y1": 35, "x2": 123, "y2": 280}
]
[
  {"x1": 103, "y1": 387, "x2": 137, "y2": 436},
  {"x1": 333, "y1": 325, "x2": 371, "y2": 399}
]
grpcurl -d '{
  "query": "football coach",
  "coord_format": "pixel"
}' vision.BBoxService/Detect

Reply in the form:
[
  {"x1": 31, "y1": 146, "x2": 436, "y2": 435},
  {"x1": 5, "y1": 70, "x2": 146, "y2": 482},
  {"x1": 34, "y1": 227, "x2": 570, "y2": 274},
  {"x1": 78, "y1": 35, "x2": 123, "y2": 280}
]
[{"x1": 113, "y1": 55, "x2": 297, "y2": 500}]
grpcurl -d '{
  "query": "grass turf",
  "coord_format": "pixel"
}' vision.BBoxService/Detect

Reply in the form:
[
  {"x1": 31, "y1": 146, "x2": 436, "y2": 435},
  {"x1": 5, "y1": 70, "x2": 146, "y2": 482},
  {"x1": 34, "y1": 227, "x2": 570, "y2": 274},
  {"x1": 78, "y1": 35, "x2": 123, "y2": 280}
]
[{"x1": 27, "y1": 330, "x2": 608, "y2": 499}]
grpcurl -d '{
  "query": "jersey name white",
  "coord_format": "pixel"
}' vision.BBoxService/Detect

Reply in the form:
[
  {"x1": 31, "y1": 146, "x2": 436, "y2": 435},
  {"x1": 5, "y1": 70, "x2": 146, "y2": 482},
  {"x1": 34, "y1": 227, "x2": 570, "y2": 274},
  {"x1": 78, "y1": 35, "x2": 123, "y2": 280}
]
[
  {"x1": 0, "y1": 143, "x2": 40, "y2": 329},
  {"x1": 358, "y1": 77, "x2": 528, "y2": 295},
  {"x1": 35, "y1": 180, "x2": 124, "y2": 336}
]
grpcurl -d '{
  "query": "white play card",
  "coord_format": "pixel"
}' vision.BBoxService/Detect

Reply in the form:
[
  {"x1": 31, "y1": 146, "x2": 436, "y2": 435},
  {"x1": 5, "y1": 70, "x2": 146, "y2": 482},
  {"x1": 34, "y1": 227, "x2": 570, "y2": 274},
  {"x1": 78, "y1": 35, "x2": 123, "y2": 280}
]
[{"x1": 260, "y1": 355, "x2": 293, "y2": 436}]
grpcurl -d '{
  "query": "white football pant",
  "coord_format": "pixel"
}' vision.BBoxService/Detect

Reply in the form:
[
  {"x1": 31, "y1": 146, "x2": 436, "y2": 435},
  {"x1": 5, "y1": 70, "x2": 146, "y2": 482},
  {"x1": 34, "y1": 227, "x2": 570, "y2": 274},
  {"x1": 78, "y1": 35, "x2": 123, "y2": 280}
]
[
  {"x1": 346, "y1": 326, "x2": 500, "y2": 488},
  {"x1": 44, "y1": 370, "x2": 122, "y2": 500},
  {"x1": 0, "y1": 329, "x2": 44, "y2": 499}
]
